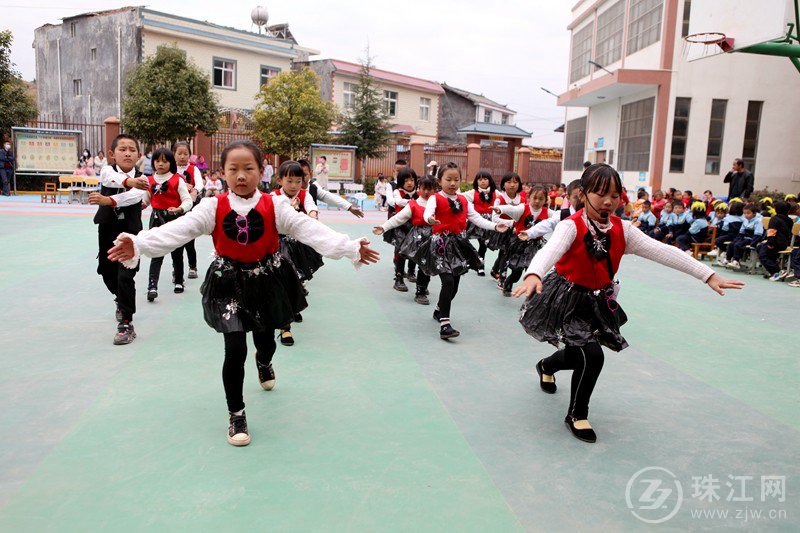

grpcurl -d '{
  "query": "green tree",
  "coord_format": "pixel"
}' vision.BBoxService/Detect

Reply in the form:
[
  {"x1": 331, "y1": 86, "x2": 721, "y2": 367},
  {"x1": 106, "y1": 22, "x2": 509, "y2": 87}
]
[
  {"x1": 253, "y1": 69, "x2": 335, "y2": 159},
  {"x1": 0, "y1": 30, "x2": 37, "y2": 139},
  {"x1": 121, "y1": 44, "x2": 219, "y2": 145},
  {"x1": 339, "y1": 51, "x2": 392, "y2": 177}
]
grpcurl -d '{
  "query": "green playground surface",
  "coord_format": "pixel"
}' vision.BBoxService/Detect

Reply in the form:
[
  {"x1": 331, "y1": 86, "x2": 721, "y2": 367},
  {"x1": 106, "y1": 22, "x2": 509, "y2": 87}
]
[{"x1": 0, "y1": 206, "x2": 797, "y2": 531}]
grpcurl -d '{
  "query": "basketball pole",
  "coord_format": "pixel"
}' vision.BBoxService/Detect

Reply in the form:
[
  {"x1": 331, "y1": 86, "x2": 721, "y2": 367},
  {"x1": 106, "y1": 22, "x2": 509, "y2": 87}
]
[{"x1": 734, "y1": 0, "x2": 800, "y2": 73}]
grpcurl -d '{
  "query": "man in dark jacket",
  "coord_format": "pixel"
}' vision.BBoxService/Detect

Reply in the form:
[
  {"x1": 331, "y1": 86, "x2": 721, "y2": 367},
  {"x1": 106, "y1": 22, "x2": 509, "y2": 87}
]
[
  {"x1": 0, "y1": 141, "x2": 14, "y2": 196},
  {"x1": 723, "y1": 158, "x2": 754, "y2": 200}
]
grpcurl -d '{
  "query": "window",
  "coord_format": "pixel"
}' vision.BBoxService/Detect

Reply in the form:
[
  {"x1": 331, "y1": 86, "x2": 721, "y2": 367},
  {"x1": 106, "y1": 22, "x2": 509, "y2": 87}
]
[
  {"x1": 73, "y1": 79, "x2": 82, "y2": 96},
  {"x1": 619, "y1": 97, "x2": 656, "y2": 171},
  {"x1": 343, "y1": 82, "x2": 356, "y2": 109},
  {"x1": 705, "y1": 99, "x2": 727, "y2": 174},
  {"x1": 213, "y1": 58, "x2": 236, "y2": 89},
  {"x1": 627, "y1": 0, "x2": 663, "y2": 55},
  {"x1": 742, "y1": 101, "x2": 763, "y2": 175},
  {"x1": 564, "y1": 116, "x2": 588, "y2": 171},
  {"x1": 669, "y1": 97, "x2": 691, "y2": 172},
  {"x1": 70, "y1": 22, "x2": 76, "y2": 38},
  {"x1": 419, "y1": 97, "x2": 431, "y2": 121},
  {"x1": 501, "y1": 113, "x2": 509, "y2": 125},
  {"x1": 259, "y1": 66, "x2": 280, "y2": 87},
  {"x1": 384, "y1": 90, "x2": 398, "y2": 117},
  {"x1": 483, "y1": 109, "x2": 492, "y2": 123},
  {"x1": 681, "y1": 0, "x2": 692, "y2": 38},
  {"x1": 91, "y1": 48, "x2": 97, "y2": 61},
  {"x1": 595, "y1": 1, "x2": 625, "y2": 69},
  {"x1": 570, "y1": 23, "x2": 594, "y2": 83}
]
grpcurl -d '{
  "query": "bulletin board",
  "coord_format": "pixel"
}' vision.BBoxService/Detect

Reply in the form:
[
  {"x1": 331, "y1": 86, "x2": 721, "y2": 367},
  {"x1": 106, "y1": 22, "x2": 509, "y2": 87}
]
[
  {"x1": 12, "y1": 127, "x2": 81, "y2": 174},
  {"x1": 309, "y1": 144, "x2": 357, "y2": 181}
]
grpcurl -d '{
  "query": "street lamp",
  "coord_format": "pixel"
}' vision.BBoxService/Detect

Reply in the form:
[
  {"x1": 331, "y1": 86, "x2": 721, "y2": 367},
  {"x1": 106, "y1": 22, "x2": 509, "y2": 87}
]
[
  {"x1": 588, "y1": 60, "x2": 614, "y2": 75},
  {"x1": 540, "y1": 87, "x2": 559, "y2": 98}
]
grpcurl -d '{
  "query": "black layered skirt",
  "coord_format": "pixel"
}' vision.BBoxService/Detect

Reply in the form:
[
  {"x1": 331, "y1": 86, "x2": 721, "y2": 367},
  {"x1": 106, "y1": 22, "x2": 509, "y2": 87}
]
[
  {"x1": 519, "y1": 272, "x2": 629, "y2": 352},
  {"x1": 486, "y1": 227, "x2": 512, "y2": 251},
  {"x1": 504, "y1": 236, "x2": 543, "y2": 271},
  {"x1": 149, "y1": 209, "x2": 182, "y2": 229},
  {"x1": 466, "y1": 213, "x2": 493, "y2": 241},
  {"x1": 383, "y1": 221, "x2": 412, "y2": 247},
  {"x1": 414, "y1": 232, "x2": 481, "y2": 276},
  {"x1": 397, "y1": 225, "x2": 432, "y2": 260},
  {"x1": 200, "y1": 254, "x2": 307, "y2": 334},
  {"x1": 279, "y1": 235, "x2": 324, "y2": 282}
]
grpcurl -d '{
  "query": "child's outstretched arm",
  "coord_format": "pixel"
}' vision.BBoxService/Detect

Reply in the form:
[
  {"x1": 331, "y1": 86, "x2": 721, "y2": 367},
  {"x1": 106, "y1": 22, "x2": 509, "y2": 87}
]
[
  {"x1": 316, "y1": 187, "x2": 365, "y2": 218},
  {"x1": 276, "y1": 196, "x2": 378, "y2": 267},
  {"x1": 471, "y1": 203, "x2": 509, "y2": 232},
  {"x1": 512, "y1": 220, "x2": 576, "y2": 298},
  {"x1": 624, "y1": 223, "x2": 744, "y2": 295},
  {"x1": 373, "y1": 204, "x2": 412, "y2": 235}
]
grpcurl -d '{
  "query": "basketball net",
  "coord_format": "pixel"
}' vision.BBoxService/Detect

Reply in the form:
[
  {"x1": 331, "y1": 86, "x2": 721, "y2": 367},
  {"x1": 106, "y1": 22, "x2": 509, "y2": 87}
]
[{"x1": 681, "y1": 32, "x2": 735, "y2": 61}]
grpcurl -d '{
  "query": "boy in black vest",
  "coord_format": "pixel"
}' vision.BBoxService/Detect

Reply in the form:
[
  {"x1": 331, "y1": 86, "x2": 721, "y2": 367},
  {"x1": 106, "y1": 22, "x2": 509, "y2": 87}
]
[{"x1": 92, "y1": 134, "x2": 147, "y2": 345}]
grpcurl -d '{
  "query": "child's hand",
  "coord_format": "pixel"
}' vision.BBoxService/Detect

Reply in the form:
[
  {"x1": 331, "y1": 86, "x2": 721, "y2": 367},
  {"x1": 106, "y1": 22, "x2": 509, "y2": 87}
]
[
  {"x1": 349, "y1": 206, "x2": 365, "y2": 218},
  {"x1": 666, "y1": 233, "x2": 673, "y2": 239},
  {"x1": 107, "y1": 236, "x2": 135, "y2": 262},
  {"x1": 518, "y1": 232, "x2": 529, "y2": 241},
  {"x1": 427, "y1": 216, "x2": 441, "y2": 225},
  {"x1": 309, "y1": 210, "x2": 319, "y2": 220},
  {"x1": 495, "y1": 223, "x2": 509, "y2": 233},
  {"x1": 357, "y1": 240, "x2": 380, "y2": 265},
  {"x1": 706, "y1": 273, "x2": 745, "y2": 296},
  {"x1": 372, "y1": 226, "x2": 384, "y2": 235},
  {"x1": 512, "y1": 274, "x2": 542, "y2": 298},
  {"x1": 490, "y1": 206, "x2": 501, "y2": 214},
  {"x1": 127, "y1": 177, "x2": 149, "y2": 190},
  {"x1": 167, "y1": 207, "x2": 182, "y2": 214},
  {"x1": 88, "y1": 192, "x2": 112, "y2": 206}
]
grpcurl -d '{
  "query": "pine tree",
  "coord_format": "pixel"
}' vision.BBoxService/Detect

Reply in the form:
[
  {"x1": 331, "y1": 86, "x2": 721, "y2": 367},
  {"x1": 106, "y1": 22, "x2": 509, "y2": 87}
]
[{"x1": 0, "y1": 31, "x2": 37, "y2": 139}]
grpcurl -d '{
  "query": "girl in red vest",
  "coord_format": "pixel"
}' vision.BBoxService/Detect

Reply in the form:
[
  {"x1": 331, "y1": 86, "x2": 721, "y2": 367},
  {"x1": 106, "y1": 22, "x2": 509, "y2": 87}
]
[
  {"x1": 384, "y1": 168, "x2": 419, "y2": 292},
  {"x1": 417, "y1": 163, "x2": 510, "y2": 339},
  {"x1": 464, "y1": 170, "x2": 496, "y2": 276},
  {"x1": 489, "y1": 172, "x2": 523, "y2": 284},
  {"x1": 492, "y1": 185, "x2": 554, "y2": 296},
  {"x1": 104, "y1": 141, "x2": 379, "y2": 447},
  {"x1": 174, "y1": 142, "x2": 204, "y2": 280},
  {"x1": 513, "y1": 164, "x2": 743, "y2": 443},
  {"x1": 271, "y1": 161, "x2": 323, "y2": 346},
  {"x1": 90, "y1": 147, "x2": 194, "y2": 301},
  {"x1": 374, "y1": 175, "x2": 437, "y2": 305}
]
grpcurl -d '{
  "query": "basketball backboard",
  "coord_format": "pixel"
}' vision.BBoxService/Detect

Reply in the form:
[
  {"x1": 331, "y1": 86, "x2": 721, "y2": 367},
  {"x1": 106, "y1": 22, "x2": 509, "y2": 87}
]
[{"x1": 685, "y1": 0, "x2": 796, "y2": 61}]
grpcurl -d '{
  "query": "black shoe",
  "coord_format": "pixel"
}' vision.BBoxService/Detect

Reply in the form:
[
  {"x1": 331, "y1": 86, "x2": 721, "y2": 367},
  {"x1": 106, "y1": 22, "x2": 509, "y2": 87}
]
[
  {"x1": 477, "y1": 269, "x2": 486, "y2": 277},
  {"x1": 407, "y1": 273, "x2": 417, "y2": 283},
  {"x1": 433, "y1": 308, "x2": 441, "y2": 321},
  {"x1": 490, "y1": 269, "x2": 500, "y2": 279},
  {"x1": 502, "y1": 290, "x2": 512, "y2": 297},
  {"x1": 113, "y1": 321, "x2": 136, "y2": 345},
  {"x1": 294, "y1": 313, "x2": 303, "y2": 323},
  {"x1": 174, "y1": 284, "x2": 184, "y2": 294},
  {"x1": 187, "y1": 267, "x2": 198, "y2": 279},
  {"x1": 393, "y1": 275, "x2": 408, "y2": 292},
  {"x1": 227, "y1": 411, "x2": 250, "y2": 446},
  {"x1": 536, "y1": 360, "x2": 557, "y2": 394},
  {"x1": 256, "y1": 361, "x2": 276, "y2": 391},
  {"x1": 565, "y1": 416, "x2": 597, "y2": 443},
  {"x1": 280, "y1": 329, "x2": 294, "y2": 346},
  {"x1": 439, "y1": 323, "x2": 460, "y2": 339},
  {"x1": 147, "y1": 289, "x2": 158, "y2": 302},
  {"x1": 414, "y1": 292, "x2": 430, "y2": 305}
]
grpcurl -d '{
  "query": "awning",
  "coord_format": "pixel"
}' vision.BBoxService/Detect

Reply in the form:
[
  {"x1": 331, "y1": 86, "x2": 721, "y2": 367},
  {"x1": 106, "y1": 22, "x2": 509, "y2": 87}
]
[
  {"x1": 390, "y1": 124, "x2": 417, "y2": 135},
  {"x1": 558, "y1": 69, "x2": 671, "y2": 107}
]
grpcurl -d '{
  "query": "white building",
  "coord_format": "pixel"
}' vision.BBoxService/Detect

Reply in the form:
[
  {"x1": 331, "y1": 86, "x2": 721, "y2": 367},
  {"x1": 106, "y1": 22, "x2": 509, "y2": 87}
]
[{"x1": 559, "y1": 0, "x2": 800, "y2": 195}]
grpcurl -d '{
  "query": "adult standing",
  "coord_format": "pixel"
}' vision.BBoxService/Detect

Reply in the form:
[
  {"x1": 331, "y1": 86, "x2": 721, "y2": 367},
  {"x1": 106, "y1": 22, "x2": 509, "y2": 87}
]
[
  {"x1": 0, "y1": 141, "x2": 13, "y2": 196},
  {"x1": 314, "y1": 155, "x2": 329, "y2": 188},
  {"x1": 261, "y1": 157, "x2": 274, "y2": 191},
  {"x1": 94, "y1": 150, "x2": 108, "y2": 174},
  {"x1": 141, "y1": 150, "x2": 153, "y2": 176},
  {"x1": 723, "y1": 158, "x2": 754, "y2": 200}
]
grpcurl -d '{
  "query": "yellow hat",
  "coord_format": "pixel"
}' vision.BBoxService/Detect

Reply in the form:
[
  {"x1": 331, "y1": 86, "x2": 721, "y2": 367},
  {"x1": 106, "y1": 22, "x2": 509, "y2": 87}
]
[
  {"x1": 715, "y1": 202, "x2": 728, "y2": 210},
  {"x1": 691, "y1": 201, "x2": 706, "y2": 212},
  {"x1": 729, "y1": 197, "x2": 744, "y2": 204},
  {"x1": 762, "y1": 196, "x2": 773, "y2": 204},
  {"x1": 785, "y1": 193, "x2": 797, "y2": 200}
]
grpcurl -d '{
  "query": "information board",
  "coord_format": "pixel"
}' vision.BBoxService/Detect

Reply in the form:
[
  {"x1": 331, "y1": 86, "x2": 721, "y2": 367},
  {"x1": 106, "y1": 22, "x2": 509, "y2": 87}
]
[
  {"x1": 309, "y1": 144, "x2": 357, "y2": 181},
  {"x1": 12, "y1": 127, "x2": 81, "y2": 173}
]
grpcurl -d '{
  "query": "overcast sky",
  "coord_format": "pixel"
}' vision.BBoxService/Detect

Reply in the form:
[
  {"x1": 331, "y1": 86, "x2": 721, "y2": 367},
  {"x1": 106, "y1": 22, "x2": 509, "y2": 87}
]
[{"x1": 4, "y1": 0, "x2": 570, "y2": 147}]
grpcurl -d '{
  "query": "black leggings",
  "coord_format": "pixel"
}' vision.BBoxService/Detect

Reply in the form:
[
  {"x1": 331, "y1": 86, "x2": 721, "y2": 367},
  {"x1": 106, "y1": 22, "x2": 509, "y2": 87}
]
[
  {"x1": 222, "y1": 330, "x2": 277, "y2": 413},
  {"x1": 393, "y1": 254, "x2": 415, "y2": 276},
  {"x1": 492, "y1": 249, "x2": 507, "y2": 276},
  {"x1": 437, "y1": 273, "x2": 461, "y2": 319},
  {"x1": 149, "y1": 248, "x2": 184, "y2": 289},
  {"x1": 503, "y1": 268, "x2": 524, "y2": 290},
  {"x1": 540, "y1": 343, "x2": 605, "y2": 420},
  {"x1": 477, "y1": 240, "x2": 488, "y2": 262},
  {"x1": 97, "y1": 223, "x2": 138, "y2": 321},
  {"x1": 185, "y1": 239, "x2": 197, "y2": 269}
]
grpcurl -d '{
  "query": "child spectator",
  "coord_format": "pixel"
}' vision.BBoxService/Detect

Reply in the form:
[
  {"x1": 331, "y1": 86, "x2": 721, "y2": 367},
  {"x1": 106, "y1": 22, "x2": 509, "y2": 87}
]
[
  {"x1": 666, "y1": 200, "x2": 691, "y2": 244},
  {"x1": 681, "y1": 190, "x2": 693, "y2": 208},
  {"x1": 651, "y1": 190, "x2": 666, "y2": 219},
  {"x1": 703, "y1": 190, "x2": 716, "y2": 215},
  {"x1": 760, "y1": 196, "x2": 776, "y2": 217},
  {"x1": 632, "y1": 189, "x2": 649, "y2": 219},
  {"x1": 759, "y1": 201, "x2": 793, "y2": 281},
  {"x1": 713, "y1": 201, "x2": 744, "y2": 264},
  {"x1": 725, "y1": 203, "x2": 764, "y2": 270},
  {"x1": 374, "y1": 174, "x2": 390, "y2": 211},
  {"x1": 677, "y1": 202, "x2": 710, "y2": 252},
  {"x1": 785, "y1": 193, "x2": 797, "y2": 210},
  {"x1": 651, "y1": 199, "x2": 675, "y2": 242},
  {"x1": 633, "y1": 200, "x2": 657, "y2": 235}
]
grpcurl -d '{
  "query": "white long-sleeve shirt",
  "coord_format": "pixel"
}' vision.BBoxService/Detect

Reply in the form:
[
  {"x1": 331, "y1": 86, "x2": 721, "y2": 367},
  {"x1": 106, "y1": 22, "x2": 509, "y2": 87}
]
[
  {"x1": 273, "y1": 188, "x2": 318, "y2": 214},
  {"x1": 116, "y1": 191, "x2": 365, "y2": 267},
  {"x1": 108, "y1": 173, "x2": 193, "y2": 213},
  {"x1": 492, "y1": 191, "x2": 522, "y2": 225},
  {"x1": 178, "y1": 164, "x2": 204, "y2": 191},
  {"x1": 522, "y1": 206, "x2": 575, "y2": 239},
  {"x1": 495, "y1": 204, "x2": 555, "y2": 239},
  {"x1": 99, "y1": 165, "x2": 137, "y2": 189},
  {"x1": 423, "y1": 192, "x2": 500, "y2": 232},
  {"x1": 523, "y1": 217, "x2": 715, "y2": 283},
  {"x1": 463, "y1": 188, "x2": 493, "y2": 204},
  {"x1": 374, "y1": 181, "x2": 390, "y2": 197},
  {"x1": 387, "y1": 188, "x2": 415, "y2": 208},
  {"x1": 381, "y1": 197, "x2": 429, "y2": 232},
  {"x1": 313, "y1": 184, "x2": 354, "y2": 211}
]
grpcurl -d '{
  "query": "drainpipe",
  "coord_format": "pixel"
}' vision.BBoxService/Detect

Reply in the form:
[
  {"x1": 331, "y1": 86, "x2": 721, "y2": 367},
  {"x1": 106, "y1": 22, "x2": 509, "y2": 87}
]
[
  {"x1": 57, "y1": 37, "x2": 64, "y2": 122},
  {"x1": 118, "y1": 26, "x2": 122, "y2": 117}
]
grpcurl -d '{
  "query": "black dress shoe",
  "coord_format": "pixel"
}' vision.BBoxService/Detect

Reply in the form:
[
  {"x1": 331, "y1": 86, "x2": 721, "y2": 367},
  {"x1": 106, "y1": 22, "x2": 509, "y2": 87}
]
[
  {"x1": 393, "y1": 275, "x2": 408, "y2": 292},
  {"x1": 565, "y1": 416, "x2": 597, "y2": 443},
  {"x1": 536, "y1": 360, "x2": 557, "y2": 394},
  {"x1": 439, "y1": 324, "x2": 460, "y2": 339}
]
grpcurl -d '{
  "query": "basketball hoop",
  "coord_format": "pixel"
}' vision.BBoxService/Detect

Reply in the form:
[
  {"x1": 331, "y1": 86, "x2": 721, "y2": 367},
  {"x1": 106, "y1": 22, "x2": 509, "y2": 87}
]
[{"x1": 683, "y1": 32, "x2": 736, "y2": 60}]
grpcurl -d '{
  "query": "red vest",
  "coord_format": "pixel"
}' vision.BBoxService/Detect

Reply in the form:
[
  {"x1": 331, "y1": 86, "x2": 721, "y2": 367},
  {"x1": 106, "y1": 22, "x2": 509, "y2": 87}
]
[
  {"x1": 514, "y1": 205, "x2": 549, "y2": 234},
  {"x1": 407, "y1": 199, "x2": 427, "y2": 226},
  {"x1": 555, "y1": 210, "x2": 625, "y2": 290},
  {"x1": 212, "y1": 193, "x2": 279, "y2": 262},
  {"x1": 273, "y1": 188, "x2": 308, "y2": 214},
  {"x1": 497, "y1": 194, "x2": 520, "y2": 220},
  {"x1": 472, "y1": 190, "x2": 495, "y2": 215},
  {"x1": 519, "y1": 190, "x2": 528, "y2": 204},
  {"x1": 148, "y1": 174, "x2": 183, "y2": 210},
  {"x1": 182, "y1": 164, "x2": 198, "y2": 186},
  {"x1": 432, "y1": 193, "x2": 468, "y2": 235}
]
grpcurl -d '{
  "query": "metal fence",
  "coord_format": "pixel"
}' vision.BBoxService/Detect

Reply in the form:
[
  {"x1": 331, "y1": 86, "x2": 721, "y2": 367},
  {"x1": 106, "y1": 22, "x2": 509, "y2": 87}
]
[
  {"x1": 26, "y1": 116, "x2": 106, "y2": 162},
  {"x1": 529, "y1": 159, "x2": 563, "y2": 185},
  {"x1": 363, "y1": 144, "x2": 410, "y2": 177},
  {"x1": 478, "y1": 147, "x2": 511, "y2": 182},
  {"x1": 424, "y1": 144, "x2": 468, "y2": 178}
]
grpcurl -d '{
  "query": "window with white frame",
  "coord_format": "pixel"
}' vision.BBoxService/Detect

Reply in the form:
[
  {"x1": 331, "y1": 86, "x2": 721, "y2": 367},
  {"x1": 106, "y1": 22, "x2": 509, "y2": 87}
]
[
  {"x1": 213, "y1": 58, "x2": 236, "y2": 89},
  {"x1": 570, "y1": 23, "x2": 594, "y2": 83},
  {"x1": 260, "y1": 66, "x2": 280, "y2": 87},
  {"x1": 483, "y1": 109, "x2": 492, "y2": 123},
  {"x1": 564, "y1": 116, "x2": 588, "y2": 171},
  {"x1": 595, "y1": 1, "x2": 625, "y2": 69},
  {"x1": 501, "y1": 113, "x2": 509, "y2": 125},
  {"x1": 343, "y1": 82, "x2": 356, "y2": 108},
  {"x1": 384, "y1": 91, "x2": 398, "y2": 117},
  {"x1": 618, "y1": 97, "x2": 655, "y2": 171},
  {"x1": 627, "y1": 0, "x2": 664, "y2": 55},
  {"x1": 419, "y1": 97, "x2": 431, "y2": 121},
  {"x1": 73, "y1": 79, "x2": 82, "y2": 96}
]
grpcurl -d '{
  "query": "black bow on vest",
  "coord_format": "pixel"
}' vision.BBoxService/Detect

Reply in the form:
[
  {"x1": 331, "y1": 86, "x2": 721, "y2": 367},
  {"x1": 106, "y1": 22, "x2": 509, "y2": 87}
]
[
  {"x1": 221, "y1": 209, "x2": 265, "y2": 245},
  {"x1": 447, "y1": 197, "x2": 463, "y2": 214},
  {"x1": 523, "y1": 215, "x2": 535, "y2": 228},
  {"x1": 583, "y1": 219, "x2": 611, "y2": 261},
  {"x1": 151, "y1": 181, "x2": 169, "y2": 196},
  {"x1": 479, "y1": 191, "x2": 492, "y2": 204}
]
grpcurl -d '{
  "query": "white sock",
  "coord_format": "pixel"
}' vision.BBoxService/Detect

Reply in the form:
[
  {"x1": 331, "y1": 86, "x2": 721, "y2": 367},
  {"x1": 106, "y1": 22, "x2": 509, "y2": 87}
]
[
  {"x1": 231, "y1": 409, "x2": 244, "y2": 416},
  {"x1": 439, "y1": 318, "x2": 450, "y2": 326}
]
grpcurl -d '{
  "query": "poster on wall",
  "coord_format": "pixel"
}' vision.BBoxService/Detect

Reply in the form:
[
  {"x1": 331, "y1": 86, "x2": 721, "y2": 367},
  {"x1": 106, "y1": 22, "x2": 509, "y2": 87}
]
[
  {"x1": 12, "y1": 127, "x2": 82, "y2": 174},
  {"x1": 309, "y1": 144, "x2": 357, "y2": 182}
]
